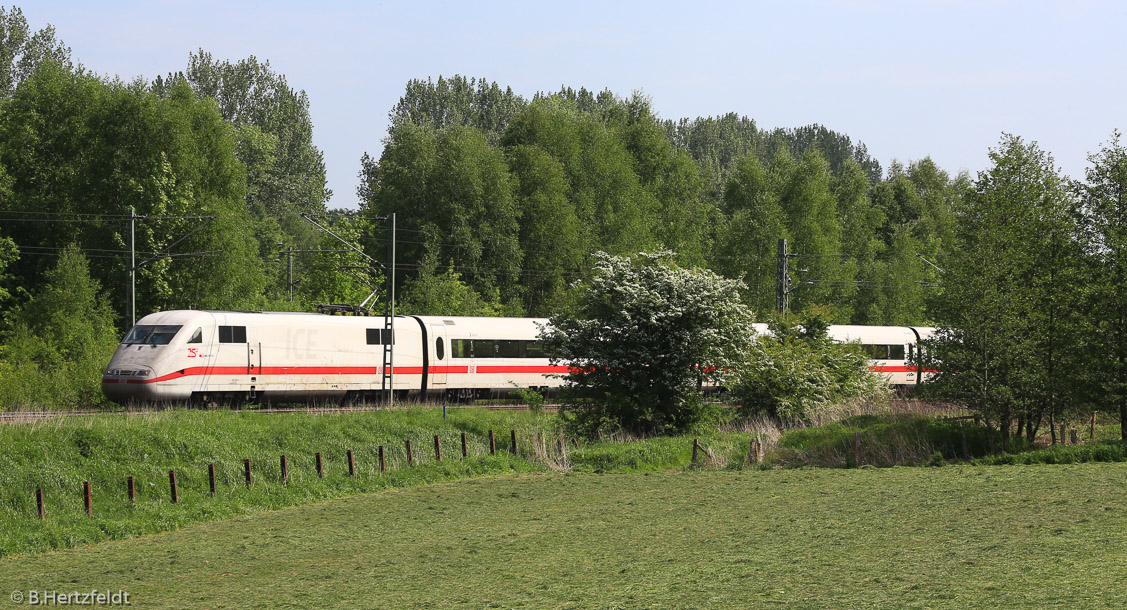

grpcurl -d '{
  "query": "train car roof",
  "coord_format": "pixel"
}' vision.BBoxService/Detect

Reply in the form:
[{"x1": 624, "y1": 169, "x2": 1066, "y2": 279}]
[
  {"x1": 829, "y1": 325, "x2": 932, "y2": 343},
  {"x1": 411, "y1": 316, "x2": 550, "y2": 339}
]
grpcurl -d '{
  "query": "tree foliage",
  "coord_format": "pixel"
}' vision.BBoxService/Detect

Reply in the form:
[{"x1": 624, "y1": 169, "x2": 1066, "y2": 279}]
[
  {"x1": 0, "y1": 245, "x2": 118, "y2": 407},
  {"x1": 541, "y1": 251, "x2": 754, "y2": 437},
  {"x1": 922, "y1": 135, "x2": 1083, "y2": 445},
  {"x1": 0, "y1": 60, "x2": 265, "y2": 321},
  {"x1": 0, "y1": 6, "x2": 71, "y2": 97},
  {"x1": 1080, "y1": 130, "x2": 1127, "y2": 439},
  {"x1": 730, "y1": 312, "x2": 889, "y2": 423}
]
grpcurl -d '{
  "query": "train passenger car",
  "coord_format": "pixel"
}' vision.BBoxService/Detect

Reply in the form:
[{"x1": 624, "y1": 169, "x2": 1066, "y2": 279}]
[
  {"x1": 827, "y1": 325, "x2": 934, "y2": 386},
  {"x1": 751, "y1": 323, "x2": 934, "y2": 387},
  {"x1": 412, "y1": 316, "x2": 564, "y2": 401}
]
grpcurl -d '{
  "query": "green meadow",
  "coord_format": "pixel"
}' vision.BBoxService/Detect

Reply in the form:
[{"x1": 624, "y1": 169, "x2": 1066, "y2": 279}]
[{"x1": 2, "y1": 465, "x2": 1126, "y2": 609}]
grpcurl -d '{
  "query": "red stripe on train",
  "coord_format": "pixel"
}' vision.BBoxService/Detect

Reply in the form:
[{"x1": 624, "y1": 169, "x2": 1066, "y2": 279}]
[{"x1": 104, "y1": 363, "x2": 931, "y2": 385}]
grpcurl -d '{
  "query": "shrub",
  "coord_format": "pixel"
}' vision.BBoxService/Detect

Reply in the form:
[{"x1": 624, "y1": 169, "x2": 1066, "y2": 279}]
[
  {"x1": 728, "y1": 312, "x2": 890, "y2": 424},
  {"x1": 543, "y1": 251, "x2": 754, "y2": 438}
]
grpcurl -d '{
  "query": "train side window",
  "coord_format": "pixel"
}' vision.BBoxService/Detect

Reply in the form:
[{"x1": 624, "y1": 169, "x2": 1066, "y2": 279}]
[
  {"x1": 472, "y1": 340, "x2": 496, "y2": 358},
  {"x1": 498, "y1": 340, "x2": 521, "y2": 358},
  {"x1": 436, "y1": 337, "x2": 445, "y2": 361},
  {"x1": 862, "y1": 344, "x2": 906, "y2": 360},
  {"x1": 451, "y1": 339, "x2": 471, "y2": 358},
  {"x1": 219, "y1": 326, "x2": 247, "y2": 343},
  {"x1": 366, "y1": 329, "x2": 395, "y2": 345},
  {"x1": 188, "y1": 328, "x2": 203, "y2": 344},
  {"x1": 524, "y1": 341, "x2": 544, "y2": 358},
  {"x1": 860, "y1": 344, "x2": 887, "y2": 360}
]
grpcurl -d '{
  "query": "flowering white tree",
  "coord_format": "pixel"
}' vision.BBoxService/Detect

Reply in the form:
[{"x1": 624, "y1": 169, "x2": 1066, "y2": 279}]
[{"x1": 542, "y1": 251, "x2": 754, "y2": 437}]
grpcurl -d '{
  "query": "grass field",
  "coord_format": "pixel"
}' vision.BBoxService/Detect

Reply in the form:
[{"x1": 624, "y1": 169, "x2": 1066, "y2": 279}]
[
  {"x1": 3, "y1": 407, "x2": 1127, "y2": 559},
  {"x1": 2, "y1": 464, "x2": 1125, "y2": 609},
  {"x1": 0, "y1": 408, "x2": 763, "y2": 556}
]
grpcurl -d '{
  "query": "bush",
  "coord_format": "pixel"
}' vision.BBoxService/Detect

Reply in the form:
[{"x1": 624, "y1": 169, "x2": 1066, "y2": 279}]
[
  {"x1": 543, "y1": 251, "x2": 754, "y2": 438},
  {"x1": 728, "y1": 312, "x2": 890, "y2": 423}
]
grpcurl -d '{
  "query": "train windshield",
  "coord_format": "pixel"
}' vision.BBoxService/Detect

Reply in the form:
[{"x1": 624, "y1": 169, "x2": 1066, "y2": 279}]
[{"x1": 122, "y1": 325, "x2": 183, "y2": 345}]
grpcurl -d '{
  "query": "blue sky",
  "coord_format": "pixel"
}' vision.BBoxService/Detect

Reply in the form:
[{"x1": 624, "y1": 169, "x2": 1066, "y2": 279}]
[{"x1": 22, "y1": 0, "x2": 1127, "y2": 208}]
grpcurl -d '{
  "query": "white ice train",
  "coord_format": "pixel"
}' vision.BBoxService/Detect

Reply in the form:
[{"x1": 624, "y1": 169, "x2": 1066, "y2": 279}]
[{"x1": 101, "y1": 310, "x2": 934, "y2": 405}]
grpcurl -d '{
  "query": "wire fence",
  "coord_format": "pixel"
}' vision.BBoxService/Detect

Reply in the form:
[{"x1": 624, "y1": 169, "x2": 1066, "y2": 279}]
[{"x1": 2, "y1": 428, "x2": 576, "y2": 521}]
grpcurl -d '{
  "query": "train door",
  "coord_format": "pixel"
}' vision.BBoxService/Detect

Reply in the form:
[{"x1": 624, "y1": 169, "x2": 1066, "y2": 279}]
[
  {"x1": 193, "y1": 313, "x2": 220, "y2": 392},
  {"x1": 211, "y1": 320, "x2": 250, "y2": 388},
  {"x1": 430, "y1": 324, "x2": 449, "y2": 387}
]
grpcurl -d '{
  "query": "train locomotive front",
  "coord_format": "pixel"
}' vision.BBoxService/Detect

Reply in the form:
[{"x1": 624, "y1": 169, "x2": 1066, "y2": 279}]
[{"x1": 101, "y1": 311, "x2": 560, "y2": 405}]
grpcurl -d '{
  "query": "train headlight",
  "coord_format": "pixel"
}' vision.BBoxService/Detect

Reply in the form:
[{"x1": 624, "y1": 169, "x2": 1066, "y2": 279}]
[{"x1": 136, "y1": 370, "x2": 151, "y2": 377}]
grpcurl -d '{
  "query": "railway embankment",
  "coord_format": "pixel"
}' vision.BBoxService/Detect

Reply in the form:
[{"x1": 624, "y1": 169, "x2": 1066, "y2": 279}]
[{"x1": 1, "y1": 406, "x2": 1125, "y2": 557}]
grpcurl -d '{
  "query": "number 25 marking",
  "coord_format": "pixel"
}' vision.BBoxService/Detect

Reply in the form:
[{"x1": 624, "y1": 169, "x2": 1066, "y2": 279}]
[{"x1": 187, "y1": 348, "x2": 200, "y2": 358}]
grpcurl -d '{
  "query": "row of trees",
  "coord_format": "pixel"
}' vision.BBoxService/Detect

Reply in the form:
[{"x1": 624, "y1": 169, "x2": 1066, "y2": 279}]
[
  {"x1": 361, "y1": 76, "x2": 963, "y2": 323},
  {"x1": 924, "y1": 133, "x2": 1127, "y2": 444}
]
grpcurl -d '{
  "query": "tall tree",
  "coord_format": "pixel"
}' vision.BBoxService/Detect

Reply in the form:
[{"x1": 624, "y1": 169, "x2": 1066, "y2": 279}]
[
  {"x1": 1081, "y1": 130, "x2": 1127, "y2": 440},
  {"x1": 776, "y1": 149, "x2": 851, "y2": 318},
  {"x1": 502, "y1": 98, "x2": 657, "y2": 257},
  {"x1": 715, "y1": 152, "x2": 787, "y2": 315},
  {"x1": 924, "y1": 134, "x2": 1080, "y2": 445},
  {"x1": 154, "y1": 51, "x2": 330, "y2": 259},
  {"x1": 359, "y1": 123, "x2": 522, "y2": 305},
  {"x1": 506, "y1": 145, "x2": 584, "y2": 316},
  {"x1": 0, "y1": 6, "x2": 71, "y2": 97},
  {"x1": 0, "y1": 62, "x2": 265, "y2": 322},
  {"x1": 0, "y1": 245, "x2": 118, "y2": 407},
  {"x1": 390, "y1": 75, "x2": 526, "y2": 140}
]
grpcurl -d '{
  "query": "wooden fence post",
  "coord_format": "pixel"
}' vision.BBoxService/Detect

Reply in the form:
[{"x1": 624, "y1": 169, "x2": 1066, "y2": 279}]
[
  {"x1": 347, "y1": 450, "x2": 355, "y2": 476},
  {"x1": 511, "y1": 430, "x2": 519, "y2": 457},
  {"x1": 36, "y1": 488, "x2": 44, "y2": 520},
  {"x1": 537, "y1": 432, "x2": 545, "y2": 458},
  {"x1": 169, "y1": 470, "x2": 179, "y2": 504},
  {"x1": 488, "y1": 429, "x2": 496, "y2": 455},
  {"x1": 378, "y1": 445, "x2": 386, "y2": 473},
  {"x1": 280, "y1": 455, "x2": 289, "y2": 484},
  {"x1": 244, "y1": 459, "x2": 253, "y2": 487},
  {"x1": 461, "y1": 432, "x2": 468, "y2": 458},
  {"x1": 406, "y1": 440, "x2": 413, "y2": 467},
  {"x1": 84, "y1": 481, "x2": 92, "y2": 517},
  {"x1": 1060, "y1": 424, "x2": 1067, "y2": 445},
  {"x1": 691, "y1": 438, "x2": 699, "y2": 466},
  {"x1": 434, "y1": 435, "x2": 442, "y2": 461},
  {"x1": 1070, "y1": 429, "x2": 1079, "y2": 445},
  {"x1": 1091, "y1": 412, "x2": 1097, "y2": 442},
  {"x1": 749, "y1": 438, "x2": 760, "y2": 464},
  {"x1": 127, "y1": 476, "x2": 136, "y2": 503},
  {"x1": 208, "y1": 464, "x2": 216, "y2": 497},
  {"x1": 316, "y1": 452, "x2": 324, "y2": 478}
]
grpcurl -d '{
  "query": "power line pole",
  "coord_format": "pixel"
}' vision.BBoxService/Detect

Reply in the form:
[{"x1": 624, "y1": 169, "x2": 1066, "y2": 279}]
[
  {"x1": 130, "y1": 207, "x2": 136, "y2": 326},
  {"x1": 384, "y1": 213, "x2": 396, "y2": 406},
  {"x1": 776, "y1": 238, "x2": 789, "y2": 314}
]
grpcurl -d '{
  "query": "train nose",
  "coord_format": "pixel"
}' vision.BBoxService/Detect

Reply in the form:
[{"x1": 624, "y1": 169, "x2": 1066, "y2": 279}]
[{"x1": 101, "y1": 366, "x2": 155, "y2": 403}]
